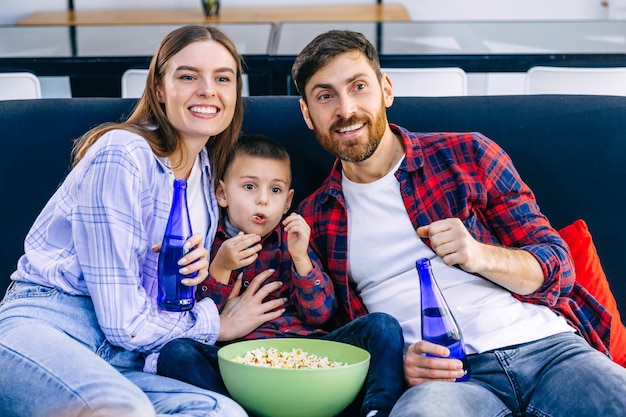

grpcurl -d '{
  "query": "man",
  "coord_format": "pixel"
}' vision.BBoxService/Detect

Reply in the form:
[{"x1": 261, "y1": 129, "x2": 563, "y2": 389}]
[{"x1": 292, "y1": 29, "x2": 626, "y2": 417}]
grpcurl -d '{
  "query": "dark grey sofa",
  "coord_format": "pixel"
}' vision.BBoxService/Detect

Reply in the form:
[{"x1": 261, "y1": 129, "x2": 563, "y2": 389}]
[{"x1": 1, "y1": 95, "x2": 625, "y2": 320}]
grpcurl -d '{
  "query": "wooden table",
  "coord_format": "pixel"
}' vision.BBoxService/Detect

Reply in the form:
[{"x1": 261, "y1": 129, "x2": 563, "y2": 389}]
[{"x1": 16, "y1": 4, "x2": 410, "y2": 26}]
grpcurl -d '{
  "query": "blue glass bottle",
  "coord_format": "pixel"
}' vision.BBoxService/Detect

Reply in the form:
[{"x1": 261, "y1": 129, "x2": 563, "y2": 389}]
[
  {"x1": 157, "y1": 179, "x2": 197, "y2": 311},
  {"x1": 416, "y1": 257, "x2": 470, "y2": 381}
]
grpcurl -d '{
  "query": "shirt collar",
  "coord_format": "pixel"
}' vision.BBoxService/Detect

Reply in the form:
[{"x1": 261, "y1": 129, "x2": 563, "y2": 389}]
[
  {"x1": 156, "y1": 146, "x2": 211, "y2": 176},
  {"x1": 321, "y1": 123, "x2": 422, "y2": 200},
  {"x1": 217, "y1": 215, "x2": 282, "y2": 245},
  {"x1": 390, "y1": 123, "x2": 423, "y2": 173}
]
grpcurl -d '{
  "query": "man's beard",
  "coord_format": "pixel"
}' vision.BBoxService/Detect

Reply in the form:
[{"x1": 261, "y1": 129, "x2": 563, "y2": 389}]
[{"x1": 313, "y1": 102, "x2": 388, "y2": 163}]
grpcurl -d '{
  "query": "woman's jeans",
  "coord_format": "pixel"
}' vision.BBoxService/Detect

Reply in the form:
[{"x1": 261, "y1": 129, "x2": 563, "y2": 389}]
[
  {"x1": 158, "y1": 312, "x2": 406, "y2": 417},
  {"x1": 390, "y1": 331, "x2": 626, "y2": 417},
  {"x1": 0, "y1": 282, "x2": 248, "y2": 417}
]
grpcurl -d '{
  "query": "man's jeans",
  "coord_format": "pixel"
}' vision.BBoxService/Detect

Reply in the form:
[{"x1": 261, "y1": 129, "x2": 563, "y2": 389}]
[
  {"x1": 158, "y1": 312, "x2": 405, "y2": 416},
  {"x1": 323, "y1": 312, "x2": 405, "y2": 415},
  {"x1": 390, "y1": 331, "x2": 626, "y2": 417},
  {"x1": 0, "y1": 282, "x2": 248, "y2": 417}
]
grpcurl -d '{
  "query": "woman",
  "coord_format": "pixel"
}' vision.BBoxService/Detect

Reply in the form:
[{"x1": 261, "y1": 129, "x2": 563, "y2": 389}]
[{"x1": 0, "y1": 25, "x2": 283, "y2": 417}]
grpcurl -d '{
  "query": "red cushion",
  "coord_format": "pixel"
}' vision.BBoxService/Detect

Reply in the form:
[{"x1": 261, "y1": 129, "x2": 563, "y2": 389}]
[{"x1": 558, "y1": 219, "x2": 626, "y2": 366}]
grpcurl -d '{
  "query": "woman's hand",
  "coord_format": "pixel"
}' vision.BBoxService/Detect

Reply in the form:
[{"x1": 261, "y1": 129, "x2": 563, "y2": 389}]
[
  {"x1": 218, "y1": 269, "x2": 286, "y2": 341},
  {"x1": 404, "y1": 341, "x2": 466, "y2": 386},
  {"x1": 151, "y1": 233, "x2": 209, "y2": 286}
]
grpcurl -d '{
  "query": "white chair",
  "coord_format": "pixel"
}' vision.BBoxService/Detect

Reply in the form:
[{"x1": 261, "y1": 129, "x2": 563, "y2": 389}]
[
  {"x1": 382, "y1": 67, "x2": 468, "y2": 97},
  {"x1": 121, "y1": 69, "x2": 250, "y2": 98},
  {"x1": 0, "y1": 72, "x2": 42, "y2": 100},
  {"x1": 121, "y1": 69, "x2": 149, "y2": 99},
  {"x1": 525, "y1": 66, "x2": 626, "y2": 96}
]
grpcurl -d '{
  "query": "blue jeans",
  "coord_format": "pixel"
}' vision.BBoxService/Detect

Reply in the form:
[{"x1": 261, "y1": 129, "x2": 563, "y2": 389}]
[
  {"x1": 390, "y1": 332, "x2": 626, "y2": 417},
  {"x1": 157, "y1": 312, "x2": 405, "y2": 417},
  {"x1": 0, "y1": 282, "x2": 248, "y2": 417}
]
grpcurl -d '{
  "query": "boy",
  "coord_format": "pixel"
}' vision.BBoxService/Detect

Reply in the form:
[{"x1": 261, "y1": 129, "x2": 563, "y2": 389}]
[{"x1": 158, "y1": 134, "x2": 404, "y2": 417}]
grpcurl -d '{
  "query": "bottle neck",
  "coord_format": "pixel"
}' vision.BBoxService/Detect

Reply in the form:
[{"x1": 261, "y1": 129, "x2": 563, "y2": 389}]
[
  {"x1": 172, "y1": 179, "x2": 188, "y2": 207},
  {"x1": 164, "y1": 179, "x2": 193, "y2": 238},
  {"x1": 416, "y1": 258, "x2": 435, "y2": 286},
  {"x1": 417, "y1": 258, "x2": 446, "y2": 310}
]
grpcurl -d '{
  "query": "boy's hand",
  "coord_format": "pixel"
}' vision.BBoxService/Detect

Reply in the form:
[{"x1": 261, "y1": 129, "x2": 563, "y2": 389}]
[
  {"x1": 210, "y1": 232, "x2": 262, "y2": 284},
  {"x1": 283, "y1": 213, "x2": 313, "y2": 275}
]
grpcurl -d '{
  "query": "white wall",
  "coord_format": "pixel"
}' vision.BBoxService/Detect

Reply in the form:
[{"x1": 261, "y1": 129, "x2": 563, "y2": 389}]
[
  {"x1": 404, "y1": 0, "x2": 607, "y2": 21},
  {"x1": 2, "y1": 0, "x2": 66, "y2": 25},
  {"x1": 0, "y1": 0, "x2": 614, "y2": 96},
  {"x1": 76, "y1": 0, "x2": 609, "y2": 20},
  {"x1": 2, "y1": 0, "x2": 381, "y2": 24},
  {"x1": 0, "y1": 0, "x2": 611, "y2": 25},
  {"x1": 72, "y1": 0, "x2": 369, "y2": 10}
]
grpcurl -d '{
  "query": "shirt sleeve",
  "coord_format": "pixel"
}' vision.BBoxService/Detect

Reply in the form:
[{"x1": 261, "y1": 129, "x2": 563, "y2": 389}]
[
  {"x1": 289, "y1": 252, "x2": 338, "y2": 324},
  {"x1": 471, "y1": 132, "x2": 575, "y2": 305},
  {"x1": 72, "y1": 133, "x2": 220, "y2": 353},
  {"x1": 197, "y1": 275, "x2": 233, "y2": 309}
]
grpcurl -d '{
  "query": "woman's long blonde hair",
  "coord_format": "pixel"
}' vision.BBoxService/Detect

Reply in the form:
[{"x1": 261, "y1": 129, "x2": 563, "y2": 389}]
[{"x1": 71, "y1": 25, "x2": 244, "y2": 180}]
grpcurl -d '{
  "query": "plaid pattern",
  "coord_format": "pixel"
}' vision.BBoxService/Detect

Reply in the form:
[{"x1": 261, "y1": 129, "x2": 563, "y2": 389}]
[
  {"x1": 197, "y1": 221, "x2": 337, "y2": 339},
  {"x1": 298, "y1": 124, "x2": 611, "y2": 356},
  {"x1": 12, "y1": 129, "x2": 222, "y2": 354}
]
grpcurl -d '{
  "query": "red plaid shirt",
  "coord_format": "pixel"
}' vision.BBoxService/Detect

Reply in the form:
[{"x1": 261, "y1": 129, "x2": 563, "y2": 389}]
[
  {"x1": 197, "y1": 221, "x2": 337, "y2": 340},
  {"x1": 298, "y1": 124, "x2": 611, "y2": 356}
]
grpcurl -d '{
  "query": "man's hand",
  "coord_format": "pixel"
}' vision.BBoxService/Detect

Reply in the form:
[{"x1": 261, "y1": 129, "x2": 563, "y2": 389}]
[
  {"x1": 416, "y1": 218, "x2": 544, "y2": 295},
  {"x1": 404, "y1": 341, "x2": 466, "y2": 387},
  {"x1": 416, "y1": 218, "x2": 484, "y2": 273}
]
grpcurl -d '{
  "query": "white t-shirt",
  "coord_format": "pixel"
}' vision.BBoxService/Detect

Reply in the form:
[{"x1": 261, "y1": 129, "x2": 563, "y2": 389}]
[
  {"x1": 186, "y1": 155, "x2": 209, "y2": 240},
  {"x1": 342, "y1": 156, "x2": 573, "y2": 353}
]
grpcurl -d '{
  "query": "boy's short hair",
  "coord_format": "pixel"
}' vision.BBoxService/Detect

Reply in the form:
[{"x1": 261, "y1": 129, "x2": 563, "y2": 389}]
[{"x1": 222, "y1": 134, "x2": 292, "y2": 183}]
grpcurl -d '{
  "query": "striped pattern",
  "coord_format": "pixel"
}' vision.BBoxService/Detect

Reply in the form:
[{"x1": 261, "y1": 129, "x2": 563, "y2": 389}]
[{"x1": 13, "y1": 129, "x2": 221, "y2": 354}]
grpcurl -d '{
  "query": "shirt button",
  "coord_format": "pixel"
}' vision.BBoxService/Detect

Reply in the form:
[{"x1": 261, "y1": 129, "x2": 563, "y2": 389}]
[
  {"x1": 314, "y1": 279, "x2": 321, "y2": 286},
  {"x1": 201, "y1": 285, "x2": 208, "y2": 292},
  {"x1": 243, "y1": 281, "x2": 250, "y2": 287}
]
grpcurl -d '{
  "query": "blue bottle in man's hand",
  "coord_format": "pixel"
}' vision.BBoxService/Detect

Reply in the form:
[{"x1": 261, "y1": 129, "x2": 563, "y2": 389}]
[{"x1": 417, "y1": 257, "x2": 471, "y2": 381}]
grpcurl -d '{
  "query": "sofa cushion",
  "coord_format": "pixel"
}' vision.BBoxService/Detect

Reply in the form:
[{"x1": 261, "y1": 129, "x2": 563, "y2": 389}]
[{"x1": 558, "y1": 219, "x2": 626, "y2": 366}]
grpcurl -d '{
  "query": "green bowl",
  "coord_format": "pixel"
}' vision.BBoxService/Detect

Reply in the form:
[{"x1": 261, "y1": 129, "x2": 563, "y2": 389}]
[{"x1": 217, "y1": 338, "x2": 370, "y2": 417}]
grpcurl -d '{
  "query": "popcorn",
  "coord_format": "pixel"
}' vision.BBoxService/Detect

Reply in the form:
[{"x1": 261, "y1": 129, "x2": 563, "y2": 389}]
[{"x1": 232, "y1": 346, "x2": 346, "y2": 369}]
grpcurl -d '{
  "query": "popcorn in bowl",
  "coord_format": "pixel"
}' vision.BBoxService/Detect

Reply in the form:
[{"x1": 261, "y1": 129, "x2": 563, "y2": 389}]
[
  {"x1": 232, "y1": 346, "x2": 346, "y2": 369},
  {"x1": 218, "y1": 338, "x2": 370, "y2": 417}
]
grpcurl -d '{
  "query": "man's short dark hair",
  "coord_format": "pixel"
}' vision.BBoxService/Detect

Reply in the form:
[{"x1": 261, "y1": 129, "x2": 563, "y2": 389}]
[{"x1": 291, "y1": 30, "x2": 382, "y2": 100}]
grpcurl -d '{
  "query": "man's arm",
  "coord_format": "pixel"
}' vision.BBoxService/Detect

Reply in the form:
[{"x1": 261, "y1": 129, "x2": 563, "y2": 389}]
[
  {"x1": 450, "y1": 132, "x2": 574, "y2": 301},
  {"x1": 417, "y1": 218, "x2": 544, "y2": 295}
]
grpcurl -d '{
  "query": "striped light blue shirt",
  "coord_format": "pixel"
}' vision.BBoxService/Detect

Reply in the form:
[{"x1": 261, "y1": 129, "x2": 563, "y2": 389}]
[{"x1": 11, "y1": 129, "x2": 220, "y2": 364}]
